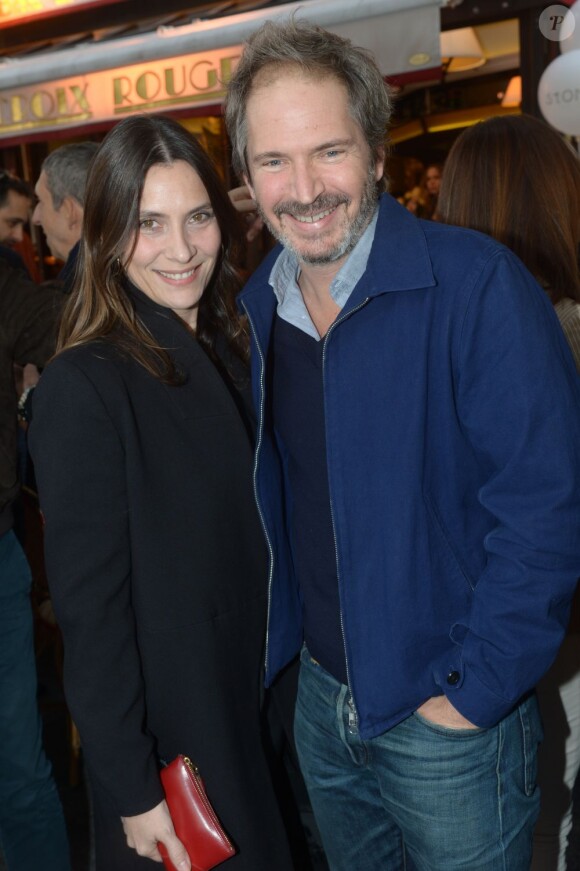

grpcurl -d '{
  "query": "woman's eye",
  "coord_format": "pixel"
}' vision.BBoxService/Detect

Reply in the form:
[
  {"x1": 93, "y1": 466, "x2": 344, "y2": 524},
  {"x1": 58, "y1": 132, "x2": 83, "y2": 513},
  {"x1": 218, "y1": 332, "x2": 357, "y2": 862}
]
[
  {"x1": 139, "y1": 219, "x2": 159, "y2": 232},
  {"x1": 189, "y1": 210, "x2": 213, "y2": 225}
]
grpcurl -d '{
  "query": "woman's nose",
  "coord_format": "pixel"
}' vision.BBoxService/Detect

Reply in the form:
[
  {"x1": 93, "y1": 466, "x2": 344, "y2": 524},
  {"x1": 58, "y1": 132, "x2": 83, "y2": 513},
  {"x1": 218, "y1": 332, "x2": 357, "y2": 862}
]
[{"x1": 166, "y1": 228, "x2": 195, "y2": 262}]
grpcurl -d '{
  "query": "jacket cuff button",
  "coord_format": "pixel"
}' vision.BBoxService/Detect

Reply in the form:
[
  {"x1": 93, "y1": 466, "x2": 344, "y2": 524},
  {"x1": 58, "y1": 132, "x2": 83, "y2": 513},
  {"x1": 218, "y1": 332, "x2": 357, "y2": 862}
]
[{"x1": 446, "y1": 670, "x2": 460, "y2": 686}]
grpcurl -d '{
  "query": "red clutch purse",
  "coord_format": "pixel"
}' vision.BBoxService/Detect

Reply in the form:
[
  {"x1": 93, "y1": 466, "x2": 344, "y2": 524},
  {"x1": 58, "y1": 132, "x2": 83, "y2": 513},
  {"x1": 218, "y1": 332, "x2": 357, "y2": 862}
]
[{"x1": 158, "y1": 755, "x2": 236, "y2": 871}]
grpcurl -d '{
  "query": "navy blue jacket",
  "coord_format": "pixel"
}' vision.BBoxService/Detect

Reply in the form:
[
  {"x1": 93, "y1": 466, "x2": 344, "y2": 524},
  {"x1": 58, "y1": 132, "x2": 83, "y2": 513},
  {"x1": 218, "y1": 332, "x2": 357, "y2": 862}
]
[{"x1": 239, "y1": 194, "x2": 580, "y2": 737}]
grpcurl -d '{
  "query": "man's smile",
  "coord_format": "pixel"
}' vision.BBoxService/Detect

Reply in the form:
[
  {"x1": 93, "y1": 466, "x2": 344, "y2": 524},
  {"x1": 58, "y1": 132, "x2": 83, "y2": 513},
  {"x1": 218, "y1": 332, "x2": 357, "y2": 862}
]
[{"x1": 292, "y1": 207, "x2": 336, "y2": 224}]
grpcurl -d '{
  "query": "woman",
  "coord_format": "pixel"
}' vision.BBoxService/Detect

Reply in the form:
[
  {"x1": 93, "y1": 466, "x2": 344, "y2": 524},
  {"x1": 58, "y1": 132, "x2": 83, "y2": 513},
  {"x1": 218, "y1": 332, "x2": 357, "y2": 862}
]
[
  {"x1": 404, "y1": 162, "x2": 443, "y2": 220},
  {"x1": 437, "y1": 113, "x2": 580, "y2": 871},
  {"x1": 29, "y1": 115, "x2": 294, "y2": 871}
]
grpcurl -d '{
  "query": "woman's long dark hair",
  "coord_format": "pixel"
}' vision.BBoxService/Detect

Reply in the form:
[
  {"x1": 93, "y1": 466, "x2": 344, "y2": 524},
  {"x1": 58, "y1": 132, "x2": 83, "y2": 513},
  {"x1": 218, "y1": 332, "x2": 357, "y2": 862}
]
[
  {"x1": 57, "y1": 114, "x2": 248, "y2": 381},
  {"x1": 437, "y1": 114, "x2": 580, "y2": 305}
]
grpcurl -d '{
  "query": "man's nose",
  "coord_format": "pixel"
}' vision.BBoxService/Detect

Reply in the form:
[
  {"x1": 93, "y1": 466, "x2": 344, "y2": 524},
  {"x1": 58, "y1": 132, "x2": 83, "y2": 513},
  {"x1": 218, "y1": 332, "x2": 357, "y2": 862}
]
[
  {"x1": 290, "y1": 161, "x2": 324, "y2": 204},
  {"x1": 9, "y1": 225, "x2": 24, "y2": 243}
]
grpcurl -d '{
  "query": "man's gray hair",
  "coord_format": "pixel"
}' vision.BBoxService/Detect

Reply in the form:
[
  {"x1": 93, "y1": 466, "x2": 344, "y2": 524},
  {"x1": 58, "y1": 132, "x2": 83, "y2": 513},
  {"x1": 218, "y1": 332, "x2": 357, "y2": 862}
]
[
  {"x1": 224, "y1": 18, "x2": 393, "y2": 184},
  {"x1": 41, "y1": 142, "x2": 99, "y2": 209}
]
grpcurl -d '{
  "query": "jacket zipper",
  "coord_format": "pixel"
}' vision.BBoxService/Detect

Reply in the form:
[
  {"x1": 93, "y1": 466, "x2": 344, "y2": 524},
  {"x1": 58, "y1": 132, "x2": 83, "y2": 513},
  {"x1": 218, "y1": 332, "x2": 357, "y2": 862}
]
[
  {"x1": 242, "y1": 302, "x2": 275, "y2": 676},
  {"x1": 321, "y1": 298, "x2": 370, "y2": 729}
]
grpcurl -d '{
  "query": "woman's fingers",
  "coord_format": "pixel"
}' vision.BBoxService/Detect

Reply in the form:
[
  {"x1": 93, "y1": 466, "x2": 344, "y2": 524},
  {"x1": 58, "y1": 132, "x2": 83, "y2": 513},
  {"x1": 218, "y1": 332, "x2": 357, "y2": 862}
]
[{"x1": 121, "y1": 799, "x2": 191, "y2": 868}]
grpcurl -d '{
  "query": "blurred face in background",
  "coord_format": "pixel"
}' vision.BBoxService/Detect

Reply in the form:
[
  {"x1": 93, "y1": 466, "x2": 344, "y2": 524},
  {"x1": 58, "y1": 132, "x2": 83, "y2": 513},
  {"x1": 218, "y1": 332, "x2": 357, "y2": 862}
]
[
  {"x1": 0, "y1": 190, "x2": 31, "y2": 246},
  {"x1": 33, "y1": 171, "x2": 76, "y2": 262},
  {"x1": 425, "y1": 166, "x2": 442, "y2": 197}
]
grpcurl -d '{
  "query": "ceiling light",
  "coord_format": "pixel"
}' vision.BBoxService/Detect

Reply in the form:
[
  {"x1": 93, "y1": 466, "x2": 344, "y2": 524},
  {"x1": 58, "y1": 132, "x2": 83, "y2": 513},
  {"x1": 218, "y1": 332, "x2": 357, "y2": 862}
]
[
  {"x1": 440, "y1": 27, "x2": 486, "y2": 73},
  {"x1": 408, "y1": 52, "x2": 432, "y2": 66}
]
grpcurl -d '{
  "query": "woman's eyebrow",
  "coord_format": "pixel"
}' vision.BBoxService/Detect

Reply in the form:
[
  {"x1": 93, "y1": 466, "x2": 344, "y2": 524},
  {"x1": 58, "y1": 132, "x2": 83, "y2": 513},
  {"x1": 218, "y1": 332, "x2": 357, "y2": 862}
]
[{"x1": 138, "y1": 201, "x2": 213, "y2": 219}]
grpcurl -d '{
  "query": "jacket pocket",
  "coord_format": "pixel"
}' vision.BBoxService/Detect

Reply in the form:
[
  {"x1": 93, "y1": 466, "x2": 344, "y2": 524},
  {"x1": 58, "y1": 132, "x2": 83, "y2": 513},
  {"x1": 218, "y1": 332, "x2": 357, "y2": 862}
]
[{"x1": 423, "y1": 492, "x2": 476, "y2": 594}]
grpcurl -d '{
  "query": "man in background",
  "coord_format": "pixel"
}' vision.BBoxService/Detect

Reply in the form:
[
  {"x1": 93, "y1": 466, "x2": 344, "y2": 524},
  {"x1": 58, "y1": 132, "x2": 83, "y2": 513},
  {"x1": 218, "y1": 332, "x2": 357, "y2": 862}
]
[
  {"x1": 33, "y1": 142, "x2": 98, "y2": 289},
  {"x1": 0, "y1": 173, "x2": 70, "y2": 870},
  {"x1": 0, "y1": 170, "x2": 36, "y2": 272}
]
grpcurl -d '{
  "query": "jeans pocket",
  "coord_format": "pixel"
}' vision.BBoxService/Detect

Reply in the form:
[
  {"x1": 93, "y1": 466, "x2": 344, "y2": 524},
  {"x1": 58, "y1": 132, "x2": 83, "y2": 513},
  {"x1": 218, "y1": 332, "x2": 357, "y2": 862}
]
[
  {"x1": 518, "y1": 693, "x2": 543, "y2": 796},
  {"x1": 412, "y1": 710, "x2": 486, "y2": 739},
  {"x1": 300, "y1": 644, "x2": 321, "y2": 669}
]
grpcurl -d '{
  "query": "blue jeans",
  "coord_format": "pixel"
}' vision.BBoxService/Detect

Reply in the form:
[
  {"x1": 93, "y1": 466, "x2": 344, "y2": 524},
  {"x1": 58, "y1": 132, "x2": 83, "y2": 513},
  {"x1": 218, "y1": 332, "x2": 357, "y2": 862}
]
[
  {"x1": 0, "y1": 530, "x2": 71, "y2": 871},
  {"x1": 294, "y1": 646, "x2": 542, "y2": 870}
]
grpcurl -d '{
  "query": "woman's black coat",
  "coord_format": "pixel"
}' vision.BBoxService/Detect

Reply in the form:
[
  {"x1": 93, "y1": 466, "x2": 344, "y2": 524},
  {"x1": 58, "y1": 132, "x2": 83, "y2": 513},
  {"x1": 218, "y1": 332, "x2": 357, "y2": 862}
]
[{"x1": 29, "y1": 288, "x2": 293, "y2": 870}]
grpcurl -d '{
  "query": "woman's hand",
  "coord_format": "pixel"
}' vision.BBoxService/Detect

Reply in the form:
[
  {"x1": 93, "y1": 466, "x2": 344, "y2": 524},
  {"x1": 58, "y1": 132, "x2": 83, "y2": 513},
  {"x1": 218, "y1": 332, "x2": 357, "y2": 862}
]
[{"x1": 121, "y1": 800, "x2": 191, "y2": 868}]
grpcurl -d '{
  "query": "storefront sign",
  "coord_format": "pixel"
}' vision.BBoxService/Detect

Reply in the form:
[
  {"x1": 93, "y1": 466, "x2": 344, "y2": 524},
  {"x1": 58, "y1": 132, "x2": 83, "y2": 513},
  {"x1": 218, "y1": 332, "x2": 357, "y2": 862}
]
[{"x1": 0, "y1": 46, "x2": 241, "y2": 137}]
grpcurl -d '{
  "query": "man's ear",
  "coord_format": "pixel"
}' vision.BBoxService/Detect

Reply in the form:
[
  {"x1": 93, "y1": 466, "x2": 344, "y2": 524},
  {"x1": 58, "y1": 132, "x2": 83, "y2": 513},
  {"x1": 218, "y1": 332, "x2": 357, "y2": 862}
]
[
  {"x1": 374, "y1": 146, "x2": 386, "y2": 184},
  {"x1": 65, "y1": 196, "x2": 83, "y2": 231}
]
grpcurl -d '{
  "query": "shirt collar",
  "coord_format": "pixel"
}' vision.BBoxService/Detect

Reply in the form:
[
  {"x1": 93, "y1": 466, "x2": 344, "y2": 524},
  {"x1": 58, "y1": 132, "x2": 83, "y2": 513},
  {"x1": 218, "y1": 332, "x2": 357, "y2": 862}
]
[{"x1": 268, "y1": 207, "x2": 379, "y2": 339}]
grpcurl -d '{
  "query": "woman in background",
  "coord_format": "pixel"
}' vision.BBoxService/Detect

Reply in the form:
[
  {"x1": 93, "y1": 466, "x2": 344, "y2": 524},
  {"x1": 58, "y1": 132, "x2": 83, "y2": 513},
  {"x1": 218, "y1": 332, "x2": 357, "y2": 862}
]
[
  {"x1": 404, "y1": 162, "x2": 443, "y2": 219},
  {"x1": 29, "y1": 115, "x2": 294, "y2": 871},
  {"x1": 437, "y1": 113, "x2": 580, "y2": 870}
]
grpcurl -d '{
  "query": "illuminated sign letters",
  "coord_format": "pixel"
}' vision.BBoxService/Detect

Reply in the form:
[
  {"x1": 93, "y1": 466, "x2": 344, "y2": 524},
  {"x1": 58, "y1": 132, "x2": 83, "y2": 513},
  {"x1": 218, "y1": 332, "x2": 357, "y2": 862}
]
[
  {"x1": 112, "y1": 55, "x2": 239, "y2": 112},
  {"x1": 0, "y1": 47, "x2": 241, "y2": 137}
]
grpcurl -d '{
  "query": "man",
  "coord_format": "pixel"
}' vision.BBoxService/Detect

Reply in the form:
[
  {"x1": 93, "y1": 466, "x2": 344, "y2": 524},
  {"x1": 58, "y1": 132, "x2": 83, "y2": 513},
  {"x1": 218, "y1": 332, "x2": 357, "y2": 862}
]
[
  {"x1": 0, "y1": 169, "x2": 36, "y2": 271},
  {"x1": 0, "y1": 169, "x2": 32, "y2": 247},
  {"x1": 0, "y1": 177, "x2": 70, "y2": 869},
  {"x1": 224, "y1": 20, "x2": 580, "y2": 869},
  {"x1": 32, "y1": 141, "x2": 98, "y2": 288}
]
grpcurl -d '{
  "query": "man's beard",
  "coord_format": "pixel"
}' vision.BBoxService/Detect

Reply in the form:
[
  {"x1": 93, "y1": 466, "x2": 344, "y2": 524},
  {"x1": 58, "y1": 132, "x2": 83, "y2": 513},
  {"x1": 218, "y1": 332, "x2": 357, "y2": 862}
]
[{"x1": 257, "y1": 163, "x2": 379, "y2": 265}]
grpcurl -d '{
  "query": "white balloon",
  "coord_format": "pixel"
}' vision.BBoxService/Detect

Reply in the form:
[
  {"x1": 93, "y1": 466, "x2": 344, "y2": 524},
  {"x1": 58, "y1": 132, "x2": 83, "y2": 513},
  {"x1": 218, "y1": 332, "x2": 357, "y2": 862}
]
[
  {"x1": 538, "y1": 50, "x2": 580, "y2": 135},
  {"x1": 561, "y1": 1, "x2": 580, "y2": 53}
]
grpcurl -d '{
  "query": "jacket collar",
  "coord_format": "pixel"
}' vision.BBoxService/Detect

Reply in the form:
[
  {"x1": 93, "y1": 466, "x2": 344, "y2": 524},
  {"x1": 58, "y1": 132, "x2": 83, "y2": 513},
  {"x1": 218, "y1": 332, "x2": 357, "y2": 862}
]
[
  {"x1": 124, "y1": 277, "x2": 182, "y2": 324},
  {"x1": 363, "y1": 192, "x2": 436, "y2": 295}
]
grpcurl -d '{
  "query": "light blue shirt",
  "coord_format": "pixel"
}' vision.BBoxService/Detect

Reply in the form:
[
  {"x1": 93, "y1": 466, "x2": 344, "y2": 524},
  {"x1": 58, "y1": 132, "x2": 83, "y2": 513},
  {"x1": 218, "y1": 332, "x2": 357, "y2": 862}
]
[{"x1": 268, "y1": 208, "x2": 379, "y2": 340}]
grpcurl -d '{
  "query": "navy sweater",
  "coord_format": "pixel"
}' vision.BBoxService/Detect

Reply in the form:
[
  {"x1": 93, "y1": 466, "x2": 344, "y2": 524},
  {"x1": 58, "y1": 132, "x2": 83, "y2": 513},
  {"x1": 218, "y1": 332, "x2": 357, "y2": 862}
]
[{"x1": 271, "y1": 314, "x2": 347, "y2": 684}]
